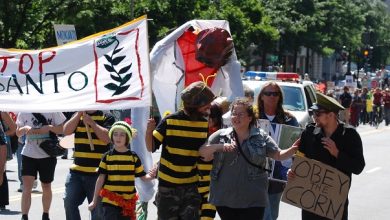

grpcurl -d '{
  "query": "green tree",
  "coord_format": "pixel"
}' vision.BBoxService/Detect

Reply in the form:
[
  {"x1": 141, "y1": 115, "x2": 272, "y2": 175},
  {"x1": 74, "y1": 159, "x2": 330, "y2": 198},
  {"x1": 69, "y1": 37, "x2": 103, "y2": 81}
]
[
  {"x1": 0, "y1": 0, "x2": 71, "y2": 48},
  {"x1": 262, "y1": 0, "x2": 366, "y2": 72}
]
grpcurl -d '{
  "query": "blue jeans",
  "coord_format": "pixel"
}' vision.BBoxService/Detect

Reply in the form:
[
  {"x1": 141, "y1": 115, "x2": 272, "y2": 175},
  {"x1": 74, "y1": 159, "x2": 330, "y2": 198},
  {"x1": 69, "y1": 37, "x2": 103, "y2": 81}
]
[
  {"x1": 102, "y1": 205, "x2": 130, "y2": 220},
  {"x1": 263, "y1": 192, "x2": 283, "y2": 220},
  {"x1": 63, "y1": 172, "x2": 102, "y2": 220}
]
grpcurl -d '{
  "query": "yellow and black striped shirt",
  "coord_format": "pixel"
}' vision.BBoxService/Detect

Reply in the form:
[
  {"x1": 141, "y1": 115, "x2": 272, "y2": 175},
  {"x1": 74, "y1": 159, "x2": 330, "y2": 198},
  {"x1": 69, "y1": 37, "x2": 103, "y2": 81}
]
[
  {"x1": 198, "y1": 159, "x2": 216, "y2": 220},
  {"x1": 98, "y1": 149, "x2": 146, "y2": 206},
  {"x1": 153, "y1": 111, "x2": 208, "y2": 187},
  {"x1": 70, "y1": 111, "x2": 115, "y2": 175}
]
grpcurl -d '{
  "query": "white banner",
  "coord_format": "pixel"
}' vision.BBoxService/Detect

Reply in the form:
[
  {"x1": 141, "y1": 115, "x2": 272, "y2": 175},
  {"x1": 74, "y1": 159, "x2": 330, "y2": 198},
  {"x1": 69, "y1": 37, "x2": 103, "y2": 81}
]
[{"x1": 0, "y1": 15, "x2": 151, "y2": 112}]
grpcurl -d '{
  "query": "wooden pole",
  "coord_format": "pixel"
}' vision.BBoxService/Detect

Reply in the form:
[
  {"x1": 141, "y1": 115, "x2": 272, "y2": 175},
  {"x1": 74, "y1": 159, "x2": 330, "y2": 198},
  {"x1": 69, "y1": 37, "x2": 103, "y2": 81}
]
[{"x1": 83, "y1": 112, "x2": 95, "y2": 151}]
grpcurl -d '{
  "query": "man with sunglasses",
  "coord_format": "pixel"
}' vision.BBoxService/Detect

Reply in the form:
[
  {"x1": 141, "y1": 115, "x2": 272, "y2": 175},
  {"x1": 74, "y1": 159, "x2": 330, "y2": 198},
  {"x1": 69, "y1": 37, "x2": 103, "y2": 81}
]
[{"x1": 288, "y1": 92, "x2": 365, "y2": 220}]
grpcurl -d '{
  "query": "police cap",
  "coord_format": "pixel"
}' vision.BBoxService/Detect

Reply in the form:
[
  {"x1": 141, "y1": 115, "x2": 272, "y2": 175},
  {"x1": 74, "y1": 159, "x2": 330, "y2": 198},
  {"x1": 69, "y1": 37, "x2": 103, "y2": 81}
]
[{"x1": 311, "y1": 92, "x2": 345, "y2": 112}]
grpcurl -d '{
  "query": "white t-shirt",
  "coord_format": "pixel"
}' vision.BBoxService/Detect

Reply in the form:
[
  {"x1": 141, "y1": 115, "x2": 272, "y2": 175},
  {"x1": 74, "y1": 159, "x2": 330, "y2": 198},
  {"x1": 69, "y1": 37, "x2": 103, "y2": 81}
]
[{"x1": 16, "y1": 113, "x2": 66, "y2": 159}]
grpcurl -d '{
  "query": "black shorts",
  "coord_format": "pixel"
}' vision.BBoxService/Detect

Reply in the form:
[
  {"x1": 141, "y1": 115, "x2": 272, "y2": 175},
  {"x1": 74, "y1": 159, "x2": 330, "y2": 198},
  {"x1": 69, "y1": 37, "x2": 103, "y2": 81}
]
[{"x1": 22, "y1": 155, "x2": 57, "y2": 183}]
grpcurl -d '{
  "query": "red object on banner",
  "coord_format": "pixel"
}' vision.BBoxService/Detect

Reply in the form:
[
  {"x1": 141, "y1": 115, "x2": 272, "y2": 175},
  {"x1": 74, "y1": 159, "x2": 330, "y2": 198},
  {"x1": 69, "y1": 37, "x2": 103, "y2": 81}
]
[
  {"x1": 177, "y1": 30, "x2": 218, "y2": 87},
  {"x1": 195, "y1": 28, "x2": 233, "y2": 69}
]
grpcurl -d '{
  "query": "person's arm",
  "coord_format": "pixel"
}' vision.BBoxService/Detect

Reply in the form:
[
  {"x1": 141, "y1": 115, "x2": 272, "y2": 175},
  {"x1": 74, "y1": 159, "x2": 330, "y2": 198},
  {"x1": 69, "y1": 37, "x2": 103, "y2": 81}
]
[
  {"x1": 145, "y1": 118, "x2": 156, "y2": 152},
  {"x1": 0, "y1": 144, "x2": 6, "y2": 185},
  {"x1": 82, "y1": 112, "x2": 111, "y2": 144},
  {"x1": 199, "y1": 129, "x2": 235, "y2": 161},
  {"x1": 271, "y1": 138, "x2": 300, "y2": 161},
  {"x1": 16, "y1": 115, "x2": 33, "y2": 138},
  {"x1": 334, "y1": 130, "x2": 365, "y2": 175},
  {"x1": 199, "y1": 142, "x2": 235, "y2": 161},
  {"x1": 63, "y1": 112, "x2": 82, "y2": 135},
  {"x1": 1, "y1": 112, "x2": 16, "y2": 136},
  {"x1": 48, "y1": 123, "x2": 64, "y2": 135},
  {"x1": 88, "y1": 173, "x2": 106, "y2": 211}
]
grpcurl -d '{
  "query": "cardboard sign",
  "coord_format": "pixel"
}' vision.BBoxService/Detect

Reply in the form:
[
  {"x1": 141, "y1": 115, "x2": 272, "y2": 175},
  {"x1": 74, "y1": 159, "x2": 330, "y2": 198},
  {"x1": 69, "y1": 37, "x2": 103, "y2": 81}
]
[{"x1": 282, "y1": 156, "x2": 350, "y2": 220}]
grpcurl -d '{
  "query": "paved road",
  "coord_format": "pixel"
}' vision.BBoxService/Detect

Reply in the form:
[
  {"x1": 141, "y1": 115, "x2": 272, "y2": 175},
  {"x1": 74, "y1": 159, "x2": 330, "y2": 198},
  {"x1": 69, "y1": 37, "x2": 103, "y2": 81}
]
[{"x1": 1, "y1": 123, "x2": 389, "y2": 220}]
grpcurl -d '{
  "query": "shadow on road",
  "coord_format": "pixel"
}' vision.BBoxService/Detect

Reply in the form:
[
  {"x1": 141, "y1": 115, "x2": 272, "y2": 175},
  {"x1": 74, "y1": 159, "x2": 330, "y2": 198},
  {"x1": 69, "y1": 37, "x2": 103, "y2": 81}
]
[{"x1": 0, "y1": 209, "x2": 21, "y2": 215}]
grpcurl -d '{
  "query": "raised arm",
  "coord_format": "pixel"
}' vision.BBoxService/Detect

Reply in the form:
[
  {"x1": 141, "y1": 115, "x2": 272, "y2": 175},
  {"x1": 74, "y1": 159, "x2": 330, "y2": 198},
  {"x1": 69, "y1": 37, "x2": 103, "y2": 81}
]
[
  {"x1": 82, "y1": 112, "x2": 111, "y2": 144},
  {"x1": 145, "y1": 118, "x2": 156, "y2": 152},
  {"x1": 63, "y1": 112, "x2": 82, "y2": 135}
]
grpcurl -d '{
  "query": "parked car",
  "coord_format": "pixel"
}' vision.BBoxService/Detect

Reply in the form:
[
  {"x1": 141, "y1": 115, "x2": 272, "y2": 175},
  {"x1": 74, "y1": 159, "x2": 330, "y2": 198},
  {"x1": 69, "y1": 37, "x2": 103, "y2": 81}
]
[{"x1": 242, "y1": 71, "x2": 317, "y2": 127}]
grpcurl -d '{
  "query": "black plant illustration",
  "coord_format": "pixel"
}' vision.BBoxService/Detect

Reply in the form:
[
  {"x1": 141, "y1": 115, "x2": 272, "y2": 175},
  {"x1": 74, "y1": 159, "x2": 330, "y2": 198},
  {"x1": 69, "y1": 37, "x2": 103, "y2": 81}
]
[{"x1": 97, "y1": 35, "x2": 132, "y2": 96}]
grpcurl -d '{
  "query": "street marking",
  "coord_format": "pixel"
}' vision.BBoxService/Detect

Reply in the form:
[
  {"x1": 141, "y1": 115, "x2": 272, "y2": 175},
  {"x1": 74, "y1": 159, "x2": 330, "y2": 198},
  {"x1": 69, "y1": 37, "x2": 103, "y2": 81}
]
[{"x1": 365, "y1": 167, "x2": 381, "y2": 174}]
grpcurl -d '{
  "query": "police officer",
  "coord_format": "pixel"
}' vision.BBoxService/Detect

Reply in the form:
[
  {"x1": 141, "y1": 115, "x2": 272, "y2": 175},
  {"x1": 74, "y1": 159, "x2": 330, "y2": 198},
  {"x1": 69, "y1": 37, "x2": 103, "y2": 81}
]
[{"x1": 289, "y1": 92, "x2": 365, "y2": 220}]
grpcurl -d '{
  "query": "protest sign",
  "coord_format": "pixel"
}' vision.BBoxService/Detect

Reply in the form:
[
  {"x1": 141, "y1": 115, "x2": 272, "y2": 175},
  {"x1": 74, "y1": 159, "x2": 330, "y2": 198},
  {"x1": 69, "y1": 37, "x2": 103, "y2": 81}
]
[
  {"x1": 282, "y1": 156, "x2": 350, "y2": 220},
  {"x1": 53, "y1": 24, "x2": 77, "y2": 45},
  {"x1": 0, "y1": 15, "x2": 150, "y2": 112},
  {"x1": 258, "y1": 119, "x2": 302, "y2": 149},
  {"x1": 258, "y1": 119, "x2": 303, "y2": 182}
]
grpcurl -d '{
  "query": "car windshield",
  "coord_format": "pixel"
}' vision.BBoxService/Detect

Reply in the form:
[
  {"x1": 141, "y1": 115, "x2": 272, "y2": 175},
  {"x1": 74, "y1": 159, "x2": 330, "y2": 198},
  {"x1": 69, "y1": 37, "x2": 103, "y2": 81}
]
[
  {"x1": 243, "y1": 81, "x2": 306, "y2": 111},
  {"x1": 280, "y1": 86, "x2": 305, "y2": 111}
]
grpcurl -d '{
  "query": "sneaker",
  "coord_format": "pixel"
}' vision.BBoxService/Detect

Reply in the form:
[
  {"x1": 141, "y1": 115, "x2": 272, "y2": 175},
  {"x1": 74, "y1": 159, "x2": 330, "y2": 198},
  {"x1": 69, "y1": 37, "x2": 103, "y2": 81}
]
[
  {"x1": 61, "y1": 155, "x2": 67, "y2": 159},
  {"x1": 18, "y1": 184, "x2": 23, "y2": 192},
  {"x1": 33, "y1": 180, "x2": 38, "y2": 189},
  {"x1": 42, "y1": 212, "x2": 50, "y2": 220}
]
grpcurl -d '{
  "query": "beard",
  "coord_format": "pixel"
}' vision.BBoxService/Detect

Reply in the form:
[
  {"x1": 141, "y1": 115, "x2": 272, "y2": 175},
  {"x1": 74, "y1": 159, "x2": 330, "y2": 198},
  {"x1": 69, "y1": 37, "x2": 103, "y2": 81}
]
[{"x1": 184, "y1": 107, "x2": 210, "y2": 120}]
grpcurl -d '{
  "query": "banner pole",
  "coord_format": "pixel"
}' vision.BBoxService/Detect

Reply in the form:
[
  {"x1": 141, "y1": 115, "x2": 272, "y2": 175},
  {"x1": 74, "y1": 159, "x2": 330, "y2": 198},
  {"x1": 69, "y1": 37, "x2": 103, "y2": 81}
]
[
  {"x1": 83, "y1": 112, "x2": 95, "y2": 151},
  {"x1": 146, "y1": 16, "x2": 154, "y2": 118}
]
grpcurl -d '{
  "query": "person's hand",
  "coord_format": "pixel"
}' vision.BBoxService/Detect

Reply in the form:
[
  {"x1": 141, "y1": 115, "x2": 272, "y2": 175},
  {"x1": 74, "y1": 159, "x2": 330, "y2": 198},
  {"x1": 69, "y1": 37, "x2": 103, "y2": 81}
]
[
  {"x1": 291, "y1": 138, "x2": 301, "y2": 152},
  {"x1": 148, "y1": 163, "x2": 159, "y2": 178},
  {"x1": 23, "y1": 126, "x2": 33, "y2": 135},
  {"x1": 321, "y1": 137, "x2": 339, "y2": 158},
  {"x1": 287, "y1": 169, "x2": 296, "y2": 182},
  {"x1": 0, "y1": 174, "x2": 3, "y2": 186},
  {"x1": 146, "y1": 118, "x2": 156, "y2": 132},
  {"x1": 82, "y1": 112, "x2": 95, "y2": 127},
  {"x1": 222, "y1": 143, "x2": 236, "y2": 152},
  {"x1": 88, "y1": 201, "x2": 96, "y2": 211},
  {"x1": 199, "y1": 145, "x2": 216, "y2": 161}
]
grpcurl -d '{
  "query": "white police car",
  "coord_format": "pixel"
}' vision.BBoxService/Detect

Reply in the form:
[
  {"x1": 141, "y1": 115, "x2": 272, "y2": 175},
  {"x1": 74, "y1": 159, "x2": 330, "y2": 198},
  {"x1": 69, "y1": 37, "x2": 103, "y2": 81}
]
[{"x1": 242, "y1": 71, "x2": 317, "y2": 127}]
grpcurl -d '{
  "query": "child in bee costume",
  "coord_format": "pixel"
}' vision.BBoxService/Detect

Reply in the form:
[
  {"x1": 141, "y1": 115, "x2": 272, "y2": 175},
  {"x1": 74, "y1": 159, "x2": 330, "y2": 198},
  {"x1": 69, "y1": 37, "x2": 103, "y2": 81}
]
[{"x1": 89, "y1": 121, "x2": 154, "y2": 220}]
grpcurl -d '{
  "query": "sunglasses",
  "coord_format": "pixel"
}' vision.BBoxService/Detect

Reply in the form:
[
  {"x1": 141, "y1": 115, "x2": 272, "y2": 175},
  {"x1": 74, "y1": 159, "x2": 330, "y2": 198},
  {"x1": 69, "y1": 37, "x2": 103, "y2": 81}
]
[
  {"x1": 313, "y1": 110, "x2": 329, "y2": 117},
  {"x1": 263, "y1": 91, "x2": 280, "y2": 97}
]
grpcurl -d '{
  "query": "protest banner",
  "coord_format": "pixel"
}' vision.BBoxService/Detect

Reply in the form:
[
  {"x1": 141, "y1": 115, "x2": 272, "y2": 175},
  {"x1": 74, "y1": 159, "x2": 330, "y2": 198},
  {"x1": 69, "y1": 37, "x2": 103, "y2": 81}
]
[
  {"x1": 282, "y1": 156, "x2": 350, "y2": 220},
  {"x1": 0, "y1": 15, "x2": 150, "y2": 112}
]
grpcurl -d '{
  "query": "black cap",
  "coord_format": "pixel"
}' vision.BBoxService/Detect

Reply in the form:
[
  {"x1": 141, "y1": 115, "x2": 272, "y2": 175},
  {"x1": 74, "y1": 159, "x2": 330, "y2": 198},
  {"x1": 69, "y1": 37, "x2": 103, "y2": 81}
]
[{"x1": 311, "y1": 92, "x2": 345, "y2": 112}]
